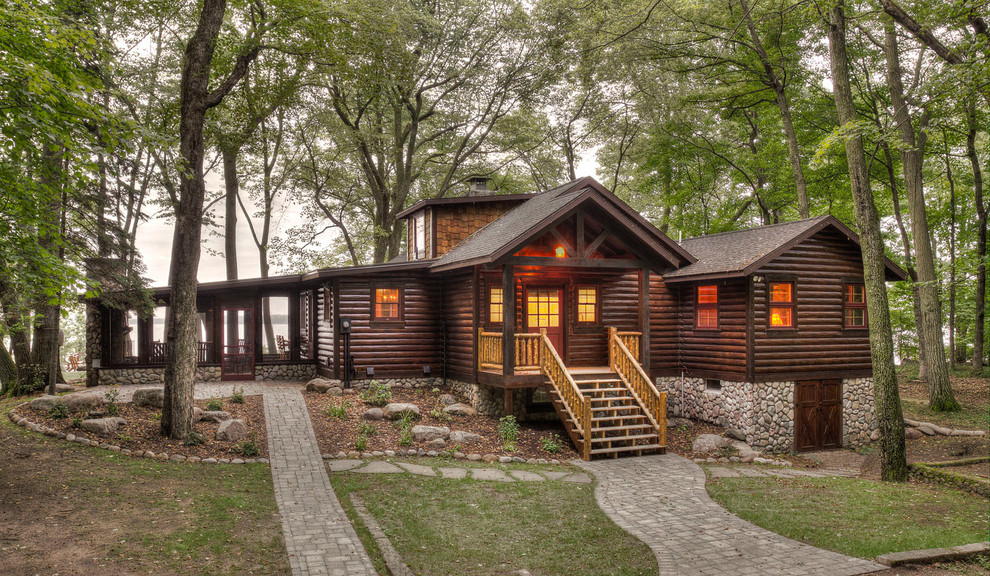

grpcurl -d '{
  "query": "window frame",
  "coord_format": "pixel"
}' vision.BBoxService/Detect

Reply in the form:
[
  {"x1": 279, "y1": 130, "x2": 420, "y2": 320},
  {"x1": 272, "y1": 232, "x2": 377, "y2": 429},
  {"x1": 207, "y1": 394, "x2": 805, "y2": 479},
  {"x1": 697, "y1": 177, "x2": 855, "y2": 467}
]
[
  {"x1": 410, "y1": 212, "x2": 426, "y2": 260},
  {"x1": 767, "y1": 280, "x2": 796, "y2": 330},
  {"x1": 370, "y1": 285, "x2": 404, "y2": 326},
  {"x1": 575, "y1": 285, "x2": 601, "y2": 326},
  {"x1": 695, "y1": 284, "x2": 719, "y2": 331},
  {"x1": 842, "y1": 280, "x2": 868, "y2": 330},
  {"x1": 487, "y1": 284, "x2": 504, "y2": 327}
]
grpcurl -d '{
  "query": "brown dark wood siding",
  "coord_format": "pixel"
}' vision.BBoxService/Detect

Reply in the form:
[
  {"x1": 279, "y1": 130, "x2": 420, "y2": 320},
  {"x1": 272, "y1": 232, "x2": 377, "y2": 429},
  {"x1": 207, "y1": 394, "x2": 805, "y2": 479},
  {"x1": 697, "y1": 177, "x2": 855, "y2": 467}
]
[
  {"x1": 334, "y1": 273, "x2": 442, "y2": 378},
  {"x1": 440, "y1": 269, "x2": 475, "y2": 381},
  {"x1": 316, "y1": 284, "x2": 334, "y2": 372},
  {"x1": 752, "y1": 228, "x2": 872, "y2": 380},
  {"x1": 676, "y1": 278, "x2": 749, "y2": 380},
  {"x1": 649, "y1": 275, "x2": 679, "y2": 374}
]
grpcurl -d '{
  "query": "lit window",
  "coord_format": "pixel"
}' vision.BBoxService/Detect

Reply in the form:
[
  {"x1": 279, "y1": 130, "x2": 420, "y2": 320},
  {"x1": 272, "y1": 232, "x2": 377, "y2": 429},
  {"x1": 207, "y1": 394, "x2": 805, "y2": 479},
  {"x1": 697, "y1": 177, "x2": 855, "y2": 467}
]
[
  {"x1": 769, "y1": 282, "x2": 794, "y2": 328},
  {"x1": 844, "y1": 283, "x2": 867, "y2": 328},
  {"x1": 374, "y1": 288, "x2": 400, "y2": 319},
  {"x1": 527, "y1": 289, "x2": 560, "y2": 328},
  {"x1": 489, "y1": 287, "x2": 503, "y2": 324},
  {"x1": 696, "y1": 285, "x2": 718, "y2": 329},
  {"x1": 577, "y1": 287, "x2": 598, "y2": 324}
]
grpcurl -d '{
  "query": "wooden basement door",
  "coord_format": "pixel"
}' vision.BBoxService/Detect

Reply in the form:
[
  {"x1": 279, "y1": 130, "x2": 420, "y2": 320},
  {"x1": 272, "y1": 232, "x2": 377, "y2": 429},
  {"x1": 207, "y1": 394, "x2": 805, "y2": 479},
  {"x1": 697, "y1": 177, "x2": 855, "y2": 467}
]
[{"x1": 794, "y1": 380, "x2": 842, "y2": 451}]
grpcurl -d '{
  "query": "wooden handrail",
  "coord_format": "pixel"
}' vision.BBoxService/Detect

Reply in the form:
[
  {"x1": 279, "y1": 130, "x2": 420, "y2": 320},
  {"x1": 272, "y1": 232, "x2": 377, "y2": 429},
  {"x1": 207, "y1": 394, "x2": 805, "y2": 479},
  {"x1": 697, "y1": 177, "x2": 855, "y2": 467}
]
[
  {"x1": 538, "y1": 329, "x2": 591, "y2": 460},
  {"x1": 478, "y1": 331, "x2": 544, "y2": 372},
  {"x1": 608, "y1": 327, "x2": 666, "y2": 448}
]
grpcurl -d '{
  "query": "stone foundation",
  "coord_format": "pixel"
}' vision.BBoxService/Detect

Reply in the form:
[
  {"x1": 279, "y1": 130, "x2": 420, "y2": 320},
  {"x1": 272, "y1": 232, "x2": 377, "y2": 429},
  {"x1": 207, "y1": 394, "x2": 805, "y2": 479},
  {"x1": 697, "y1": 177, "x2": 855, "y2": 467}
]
[
  {"x1": 96, "y1": 363, "x2": 317, "y2": 386},
  {"x1": 257, "y1": 363, "x2": 317, "y2": 381},
  {"x1": 314, "y1": 377, "x2": 443, "y2": 390},
  {"x1": 656, "y1": 375, "x2": 877, "y2": 453}
]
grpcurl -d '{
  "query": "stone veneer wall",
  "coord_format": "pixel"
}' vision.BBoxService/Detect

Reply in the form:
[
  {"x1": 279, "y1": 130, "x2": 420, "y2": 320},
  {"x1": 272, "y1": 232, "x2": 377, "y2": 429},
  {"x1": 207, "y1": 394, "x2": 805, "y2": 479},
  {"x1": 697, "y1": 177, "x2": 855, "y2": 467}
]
[
  {"x1": 96, "y1": 362, "x2": 317, "y2": 386},
  {"x1": 84, "y1": 303, "x2": 102, "y2": 388},
  {"x1": 656, "y1": 375, "x2": 877, "y2": 453}
]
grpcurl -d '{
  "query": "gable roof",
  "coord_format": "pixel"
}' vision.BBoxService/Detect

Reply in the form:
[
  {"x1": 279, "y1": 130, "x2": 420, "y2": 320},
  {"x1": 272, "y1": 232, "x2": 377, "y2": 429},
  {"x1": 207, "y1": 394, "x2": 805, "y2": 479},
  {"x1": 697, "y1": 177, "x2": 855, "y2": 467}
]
[
  {"x1": 395, "y1": 193, "x2": 532, "y2": 220},
  {"x1": 429, "y1": 177, "x2": 695, "y2": 272},
  {"x1": 664, "y1": 215, "x2": 909, "y2": 282}
]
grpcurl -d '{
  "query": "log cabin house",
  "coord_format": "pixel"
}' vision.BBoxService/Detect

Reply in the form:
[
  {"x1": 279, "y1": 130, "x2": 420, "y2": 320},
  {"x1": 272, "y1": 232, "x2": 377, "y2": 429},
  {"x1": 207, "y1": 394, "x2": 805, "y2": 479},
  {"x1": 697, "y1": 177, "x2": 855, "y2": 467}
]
[{"x1": 85, "y1": 177, "x2": 907, "y2": 458}]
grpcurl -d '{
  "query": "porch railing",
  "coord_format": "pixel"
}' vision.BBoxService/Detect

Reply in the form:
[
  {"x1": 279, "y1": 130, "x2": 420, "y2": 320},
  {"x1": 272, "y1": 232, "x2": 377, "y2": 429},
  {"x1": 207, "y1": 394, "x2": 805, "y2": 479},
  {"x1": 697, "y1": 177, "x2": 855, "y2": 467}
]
[
  {"x1": 149, "y1": 341, "x2": 211, "y2": 365},
  {"x1": 539, "y1": 329, "x2": 591, "y2": 460},
  {"x1": 608, "y1": 327, "x2": 666, "y2": 447},
  {"x1": 477, "y1": 330, "x2": 542, "y2": 372}
]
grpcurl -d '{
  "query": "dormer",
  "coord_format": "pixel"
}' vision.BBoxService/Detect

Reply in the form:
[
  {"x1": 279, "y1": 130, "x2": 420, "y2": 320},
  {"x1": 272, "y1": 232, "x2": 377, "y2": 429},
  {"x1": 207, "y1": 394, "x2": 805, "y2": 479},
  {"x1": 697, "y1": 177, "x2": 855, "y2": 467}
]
[{"x1": 397, "y1": 178, "x2": 531, "y2": 261}]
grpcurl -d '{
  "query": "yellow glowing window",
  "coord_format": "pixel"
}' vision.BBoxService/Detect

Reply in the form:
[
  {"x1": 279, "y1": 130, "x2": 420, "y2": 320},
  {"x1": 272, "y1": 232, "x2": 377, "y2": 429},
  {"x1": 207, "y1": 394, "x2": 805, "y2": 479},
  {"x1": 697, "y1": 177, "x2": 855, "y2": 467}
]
[
  {"x1": 769, "y1": 282, "x2": 794, "y2": 328},
  {"x1": 844, "y1": 283, "x2": 867, "y2": 328},
  {"x1": 696, "y1": 285, "x2": 718, "y2": 329},
  {"x1": 489, "y1": 287, "x2": 503, "y2": 324},
  {"x1": 527, "y1": 289, "x2": 560, "y2": 328},
  {"x1": 374, "y1": 288, "x2": 400, "y2": 319},
  {"x1": 577, "y1": 287, "x2": 598, "y2": 323}
]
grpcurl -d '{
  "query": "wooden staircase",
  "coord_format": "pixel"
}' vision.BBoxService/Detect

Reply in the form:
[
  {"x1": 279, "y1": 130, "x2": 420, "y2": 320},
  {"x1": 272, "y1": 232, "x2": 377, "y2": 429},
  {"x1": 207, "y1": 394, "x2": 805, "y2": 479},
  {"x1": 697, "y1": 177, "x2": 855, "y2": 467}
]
[{"x1": 539, "y1": 329, "x2": 667, "y2": 460}]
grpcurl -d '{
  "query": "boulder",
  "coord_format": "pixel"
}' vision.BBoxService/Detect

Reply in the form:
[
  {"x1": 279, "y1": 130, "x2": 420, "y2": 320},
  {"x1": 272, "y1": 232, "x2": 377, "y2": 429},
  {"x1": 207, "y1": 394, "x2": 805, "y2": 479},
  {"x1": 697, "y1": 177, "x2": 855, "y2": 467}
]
[
  {"x1": 425, "y1": 438, "x2": 447, "y2": 450},
  {"x1": 730, "y1": 440, "x2": 758, "y2": 462},
  {"x1": 132, "y1": 387, "x2": 164, "y2": 409},
  {"x1": 692, "y1": 434, "x2": 733, "y2": 453},
  {"x1": 200, "y1": 410, "x2": 231, "y2": 423},
  {"x1": 54, "y1": 383, "x2": 74, "y2": 393},
  {"x1": 666, "y1": 417, "x2": 692, "y2": 428},
  {"x1": 29, "y1": 395, "x2": 60, "y2": 412},
  {"x1": 362, "y1": 408, "x2": 384, "y2": 421},
  {"x1": 383, "y1": 403, "x2": 420, "y2": 420},
  {"x1": 61, "y1": 391, "x2": 104, "y2": 413},
  {"x1": 327, "y1": 387, "x2": 343, "y2": 396},
  {"x1": 443, "y1": 403, "x2": 477, "y2": 417},
  {"x1": 306, "y1": 378, "x2": 333, "y2": 393},
  {"x1": 79, "y1": 417, "x2": 126, "y2": 435},
  {"x1": 411, "y1": 425, "x2": 449, "y2": 442},
  {"x1": 904, "y1": 427, "x2": 923, "y2": 440},
  {"x1": 192, "y1": 407, "x2": 203, "y2": 423},
  {"x1": 481, "y1": 454, "x2": 498, "y2": 463},
  {"x1": 449, "y1": 430, "x2": 483, "y2": 445},
  {"x1": 916, "y1": 425, "x2": 936, "y2": 436},
  {"x1": 725, "y1": 428, "x2": 747, "y2": 441},
  {"x1": 216, "y1": 419, "x2": 249, "y2": 442},
  {"x1": 438, "y1": 394, "x2": 458, "y2": 406}
]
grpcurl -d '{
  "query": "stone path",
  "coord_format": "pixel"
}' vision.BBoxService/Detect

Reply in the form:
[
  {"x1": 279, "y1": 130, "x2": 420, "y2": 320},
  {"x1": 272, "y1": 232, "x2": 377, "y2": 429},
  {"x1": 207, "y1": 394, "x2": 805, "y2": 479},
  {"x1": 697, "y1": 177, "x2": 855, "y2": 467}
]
[
  {"x1": 577, "y1": 454, "x2": 885, "y2": 576},
  {"x1": 328, "y1": 458, "x2": 592, "y2": 484}
]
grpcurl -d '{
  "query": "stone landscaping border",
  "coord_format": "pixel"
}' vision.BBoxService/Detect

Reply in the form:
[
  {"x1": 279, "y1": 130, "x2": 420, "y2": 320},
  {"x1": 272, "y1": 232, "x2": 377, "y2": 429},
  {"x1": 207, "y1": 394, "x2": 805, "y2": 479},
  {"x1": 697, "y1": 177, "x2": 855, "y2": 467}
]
[
  {"x1": 908, "y1": 462, "x2": 990, "y2": 497},
  {"x1": 7, "y1": 407, "x2": 269, "y2": 466},
  {"x1": 321, "y1": 448, "x2": 561, "y2": 466},
  {"x1": 348, "y1": 494, "x2": 415, "y2": 576},
  {"x1": 876, "y1": 541, "x2": 989, "y2": 567}
]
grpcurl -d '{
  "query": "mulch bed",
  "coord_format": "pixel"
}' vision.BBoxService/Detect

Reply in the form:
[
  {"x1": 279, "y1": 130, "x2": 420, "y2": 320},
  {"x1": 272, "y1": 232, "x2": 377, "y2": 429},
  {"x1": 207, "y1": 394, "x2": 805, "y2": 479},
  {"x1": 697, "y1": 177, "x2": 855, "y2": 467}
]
[
  {"x1": 305, "y1": 386, "x2": 579, "y2": 460},
  {"x1": 23, "y1": 394, "x2": 269, "y2": 459}
]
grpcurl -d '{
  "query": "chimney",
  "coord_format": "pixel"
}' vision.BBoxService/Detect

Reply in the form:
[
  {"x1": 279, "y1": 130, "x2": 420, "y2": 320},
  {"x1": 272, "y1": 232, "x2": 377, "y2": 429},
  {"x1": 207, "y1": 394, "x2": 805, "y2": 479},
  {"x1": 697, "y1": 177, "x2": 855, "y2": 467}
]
[{"x1": 466, "y1": 176, "x2": 492, "y2": 197}]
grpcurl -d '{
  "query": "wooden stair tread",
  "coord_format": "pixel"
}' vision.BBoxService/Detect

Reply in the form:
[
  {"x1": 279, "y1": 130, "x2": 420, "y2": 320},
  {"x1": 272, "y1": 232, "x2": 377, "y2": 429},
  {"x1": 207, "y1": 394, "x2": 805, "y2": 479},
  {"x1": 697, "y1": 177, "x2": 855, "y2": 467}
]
[
  {"x1": 590, "y1": 433, "x2": 658, "y2": 443},
  {"x1": 592, "y1": 405, "x2": 644, "y2": 413},
  {"x1": 580, "y1": 387, "x2": 627, "y2": 394},
  {"x1": 592, "y1": 415, "x2": 649, "y2": 422},
  {"x1": 588, "y1": 396, "x2": 634, "y2": 403},
  {"x1": 592, "y1": 424, "x2": 656, "y2": 433},
  {"x1": 591, "y1": 443, "x2": 664, "y2": 455}
]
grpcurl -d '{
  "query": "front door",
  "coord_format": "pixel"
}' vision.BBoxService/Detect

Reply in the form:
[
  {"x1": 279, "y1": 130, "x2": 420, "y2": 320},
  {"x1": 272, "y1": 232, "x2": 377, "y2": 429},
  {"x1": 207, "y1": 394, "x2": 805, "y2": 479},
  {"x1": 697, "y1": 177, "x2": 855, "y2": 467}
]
[
  {"x1": 795, "y1": 380, "x2": 842, "y2": 451},
  {"x1": 526, "y1": 287, "x2": 564, "y2": 353},
  {"x1": 221, "y1": 308, "x2": 254, "y2": 381}
]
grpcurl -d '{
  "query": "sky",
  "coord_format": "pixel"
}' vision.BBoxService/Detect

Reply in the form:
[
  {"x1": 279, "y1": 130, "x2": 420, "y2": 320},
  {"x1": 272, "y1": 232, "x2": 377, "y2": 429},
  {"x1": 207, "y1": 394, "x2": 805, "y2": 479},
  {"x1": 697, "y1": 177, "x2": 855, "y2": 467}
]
[{"x1": 135, "y1": 157, "x2": 601, "y2": 287}]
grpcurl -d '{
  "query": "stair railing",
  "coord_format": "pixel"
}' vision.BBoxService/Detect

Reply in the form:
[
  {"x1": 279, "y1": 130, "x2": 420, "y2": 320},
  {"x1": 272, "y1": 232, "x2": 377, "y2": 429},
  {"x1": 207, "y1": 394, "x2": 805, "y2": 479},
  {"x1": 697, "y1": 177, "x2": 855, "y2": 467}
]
[
  {"x1": 608, "y1": 326, "x2": 667, "y2": 448},
  {"x1": 539, "y1": 328, "x2": 591, "y2": 460}
]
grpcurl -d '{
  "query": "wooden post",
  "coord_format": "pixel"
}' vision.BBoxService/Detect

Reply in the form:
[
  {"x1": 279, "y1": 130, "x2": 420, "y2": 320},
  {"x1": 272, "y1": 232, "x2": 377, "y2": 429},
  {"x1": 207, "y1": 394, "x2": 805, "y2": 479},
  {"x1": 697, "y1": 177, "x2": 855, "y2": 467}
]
[
  {"x1": 608, "y1": 326, "x2": 616, "y2": 369},
  {"x1": 504, "y1": 388, "x2": 514, "y2": 418},
  {"x1": 477, "y1": 328, "x2": 484, "y2": 371},
  {"x1": 539, "y1": 327, "x2": 547, "y2": 367},
  {"x1": 502, "y1": 264, "x2": 515, "y2": 377},
  {"x1": 639, "y1": 267, "x2": 651, "y2": 372}
]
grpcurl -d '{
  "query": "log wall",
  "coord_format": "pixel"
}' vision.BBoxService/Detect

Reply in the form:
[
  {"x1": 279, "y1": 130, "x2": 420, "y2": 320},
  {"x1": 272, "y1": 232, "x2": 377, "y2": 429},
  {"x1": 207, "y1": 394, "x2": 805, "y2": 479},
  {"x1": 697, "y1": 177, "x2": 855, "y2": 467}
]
[{"x1": 675, "y1": 278, "x2": 749, "y2": 380}]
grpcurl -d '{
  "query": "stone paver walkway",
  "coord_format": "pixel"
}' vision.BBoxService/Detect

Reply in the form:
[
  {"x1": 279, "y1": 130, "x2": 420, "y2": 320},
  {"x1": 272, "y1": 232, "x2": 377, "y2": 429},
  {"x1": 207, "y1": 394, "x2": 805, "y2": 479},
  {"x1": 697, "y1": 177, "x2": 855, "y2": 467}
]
[
  {"x1": 577, "y1": 454, "x2": 885, "y2": 576},
  {"x1": 328, "y1": 458, "x2": 592, "y2": 484}
]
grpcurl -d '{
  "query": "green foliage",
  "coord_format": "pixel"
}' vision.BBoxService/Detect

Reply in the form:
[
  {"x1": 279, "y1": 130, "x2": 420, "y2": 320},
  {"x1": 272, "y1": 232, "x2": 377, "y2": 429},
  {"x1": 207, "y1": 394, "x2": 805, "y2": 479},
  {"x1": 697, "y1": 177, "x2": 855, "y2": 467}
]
[
  {"x1": 184, "y1": 432, "x2": 205, "y2": 446},
  {"x1": 205, "y1": 398, "x2": 223, "y2": 412},
  {"x1": 152, "y1": 411, "x2": 162, "y2": 422},
  {"x1": 357, "y1": 421, "x2": 378, "y2": 436},
  {"x1": 48, "y1": 401, "x2": 68, "y2": 419},
  {"x1": 230, "y1": 387, "x2": 245, "y2": 404},
  {"x1": 354, "y1": 433, "x2": 369, "y2": 452},
  {"x1": 539, "y1": 433, "x2": 562, "y2": 454},
  {"x1": 359, "y1": 380, "x2": 392, "y2": 407},
  {"x1": 498, "y1": 415, "x2": 519, "y2": 451},
  {"x1": 235, "y1": 435, "x2": 260, "y2": 457},
  {"x1": 325, "y1": 402, "x2": 350, "y2": 420},
  {"x1": 70, "y1": 417, "x2": 82, "y2": 429},
  {"x1": 429, "y1": 403, "x2": 452, "y2": 422},
  {"x1": 395, "y1": 410, "x2": 416, "y2": 446},
  {"x1": 104, "y1": 389, "x2": 119, "y2": 417}
]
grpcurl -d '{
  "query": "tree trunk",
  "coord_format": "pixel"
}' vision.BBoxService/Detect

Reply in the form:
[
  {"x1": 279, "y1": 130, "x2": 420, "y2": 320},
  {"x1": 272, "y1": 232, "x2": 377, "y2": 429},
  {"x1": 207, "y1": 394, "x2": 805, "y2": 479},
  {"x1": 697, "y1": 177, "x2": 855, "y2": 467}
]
[
  {"x1": 0, "y1": 344, "x2": 16, "y2": 395},
  {"x1": 739, "y1": 0, "x2": 809, "y2": 218},
  {"x1": 163, "y1": 0, "x2": 232, "y2": 439},
  {"x1": 968, "y1": 102, "x2": 986, "y2": 372},
  {"x1": 827, "y1": 0, "x2": 907, "y2": 481},
  {"x1": 30, "y1": 147, "x2": 63, "y2": 394},
  {"x1": 945, "y1": 135, "x2": 957, "y2": 369},
  {"x1": 223, "y1": 146, "x2": 239, "y2": 282},
  {"x1": 883, "y1": 20, "x2": 957, "y2": 411}
]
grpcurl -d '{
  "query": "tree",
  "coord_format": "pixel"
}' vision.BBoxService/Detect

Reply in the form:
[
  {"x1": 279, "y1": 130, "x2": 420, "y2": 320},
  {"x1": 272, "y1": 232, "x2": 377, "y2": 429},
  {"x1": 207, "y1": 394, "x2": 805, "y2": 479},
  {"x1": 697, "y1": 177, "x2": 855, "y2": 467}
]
[
  {"x1": 161, "y1": 0, "x2": 265, "y2": 439},
  {"x1": 825, "y1": 0, "x2": 907, "y2": 481}
]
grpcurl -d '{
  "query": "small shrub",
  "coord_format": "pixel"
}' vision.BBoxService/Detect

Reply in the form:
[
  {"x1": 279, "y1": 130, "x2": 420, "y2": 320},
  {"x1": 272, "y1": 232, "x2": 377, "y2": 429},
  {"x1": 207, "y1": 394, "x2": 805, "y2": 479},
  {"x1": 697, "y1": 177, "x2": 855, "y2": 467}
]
[
  {"x1": 70, "y1": 417, "x2": 82, "y2": 429},
  {"x1": 326, "y1": 402, "x2": 350, "y2": 420},
  {"x1": 540, "y1": 433, "x2": 562, "y2": 454},
  {"x1": 235, "y1": 435, "x2": 260, "y2": 457},
  {"x1": 398, "y1": 428, "x2": 414, "y2": 447},
  {"x1": 393, "y1": 410, "x2": 416, "y2": 430},
  {"x1": 104, "y1": 389, "x2": 120, "y2": 416},
  {"x1": 230, "y1": 387, "x2": 245, "y2": 404},
  {"x1": 205, "y1": 397, "x2": 223, "y2": 411},
  {"x1": 358, "y1": 421, "x2": 378, "y2": 436},
  {"x1": 117, "y1": 433, "x2": 133, "y2": 443},
  {"x1": 355, "y1": 433, "x2": 369, "y2": 452},
  {"x1": 184, "y1": 432, "x2": 205, "y2": 446},
  {"x1": 152, "y1": 411, "x2": 162, "y2": 422},
  {"x1": 498, "y1": 415, "x2": 519, "y2": 444},
  {"x1": 359, "y1": 380, "x2": 392, "y2": 407},
  {"x1": 48, "y1": 402, "x2": 68, "y2": 419},
  {"x1": 429, "y1": 405, "x2": 452, "y2": 422}
]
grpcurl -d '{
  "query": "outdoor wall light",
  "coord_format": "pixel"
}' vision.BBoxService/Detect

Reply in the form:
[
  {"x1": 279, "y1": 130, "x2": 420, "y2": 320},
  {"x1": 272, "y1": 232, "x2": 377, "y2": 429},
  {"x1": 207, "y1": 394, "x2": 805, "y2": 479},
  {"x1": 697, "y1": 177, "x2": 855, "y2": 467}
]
[
  {"x1": 366, "y1": 366, "x2": 374, "y2": 377},
  {"x1": 423, "y1": 366, "x2": 431, "y2": 376}
]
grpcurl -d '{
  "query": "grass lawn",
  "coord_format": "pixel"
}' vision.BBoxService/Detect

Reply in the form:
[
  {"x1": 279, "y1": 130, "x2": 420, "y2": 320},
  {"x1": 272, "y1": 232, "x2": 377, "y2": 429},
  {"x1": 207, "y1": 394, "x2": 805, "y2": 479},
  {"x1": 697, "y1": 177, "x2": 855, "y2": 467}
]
[
  {"x1": 1, "y1": 397, "x2": 288, "y2": 576},
  {"x1": 901, "y1": 397, "x2": 990, "y2": 432},
  {"x1": 330, "y1": 471, "x2": 658, "y2": 576},
  {"x1": 707, "y1": 475, "x2": 989, "y2": 560}
]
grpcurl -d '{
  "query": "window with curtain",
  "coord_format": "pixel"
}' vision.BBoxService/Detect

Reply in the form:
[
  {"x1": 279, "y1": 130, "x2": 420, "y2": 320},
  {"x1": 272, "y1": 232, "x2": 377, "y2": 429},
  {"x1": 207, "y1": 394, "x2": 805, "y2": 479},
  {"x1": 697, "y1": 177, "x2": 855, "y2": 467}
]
[
  {"x1": 696, "y1": 285, "x2": 718, "y2": 329},
  {"x1": 374, "y1": 288, "x2": 401, "y2": 320},
  {"x1": 769, "y1": 282, "x2": 794, "y2": 328}
]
